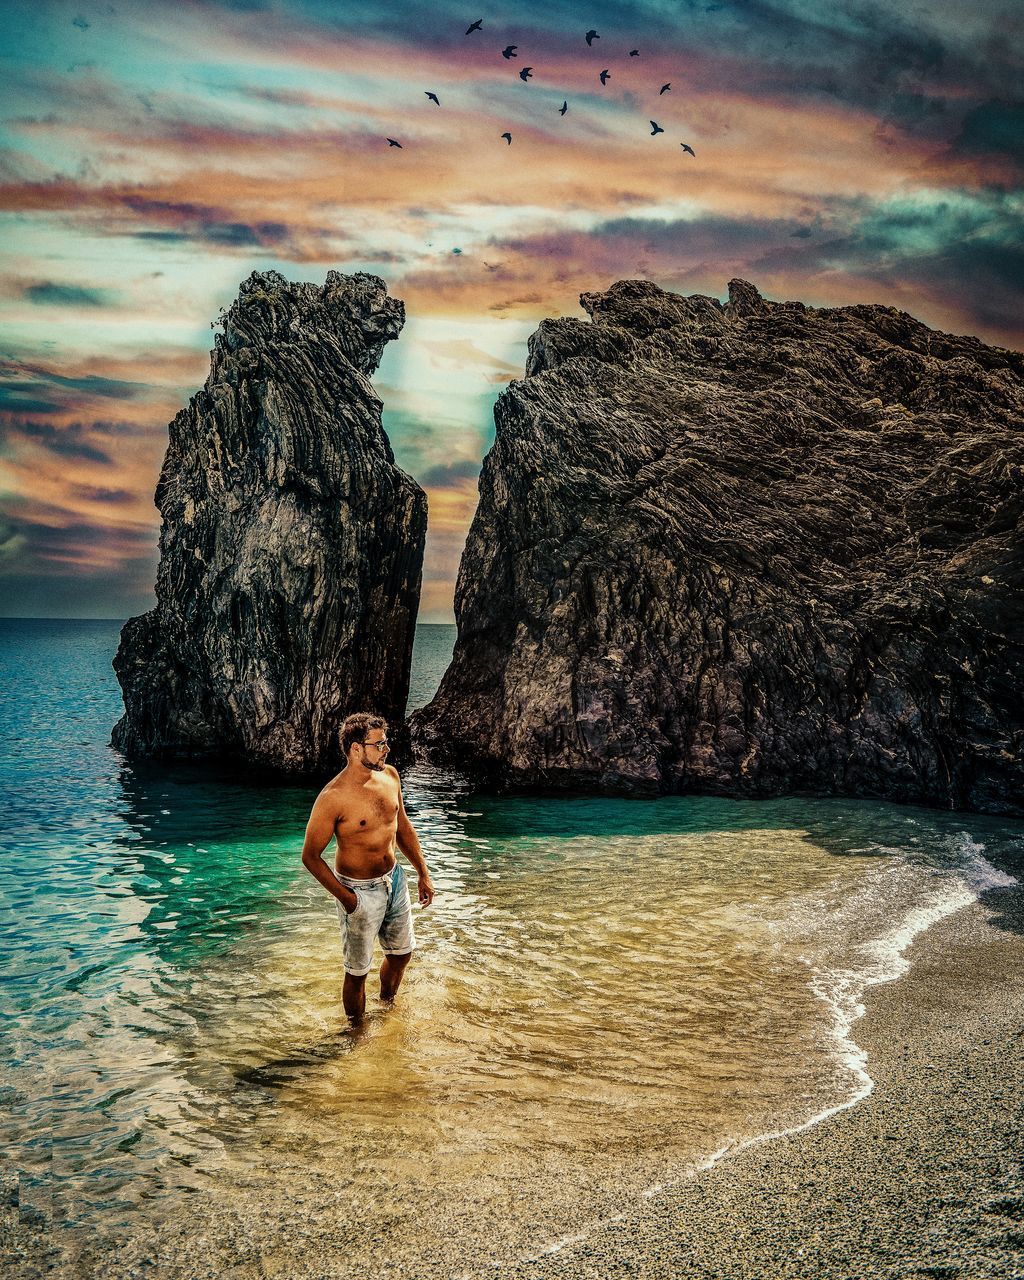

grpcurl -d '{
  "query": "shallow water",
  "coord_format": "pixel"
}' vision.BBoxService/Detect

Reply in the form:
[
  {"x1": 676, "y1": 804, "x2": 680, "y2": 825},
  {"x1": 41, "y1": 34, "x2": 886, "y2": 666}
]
[{"x1": 2, "y1": 618, "x2": 1023, "y2": 1268}]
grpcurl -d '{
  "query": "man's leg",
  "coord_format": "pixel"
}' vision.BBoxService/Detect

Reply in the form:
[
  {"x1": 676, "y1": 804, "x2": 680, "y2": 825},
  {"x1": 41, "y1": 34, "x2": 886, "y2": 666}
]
[
  {"x1": 379, "y1": 866, "x2": 416, "y2": 1004},
  {"x1": 343, "y1": 971, "x2": 368, "y2": 1022},
  {"x1": 380, "y1": 952, "x2": 411, "y2": 1002}
]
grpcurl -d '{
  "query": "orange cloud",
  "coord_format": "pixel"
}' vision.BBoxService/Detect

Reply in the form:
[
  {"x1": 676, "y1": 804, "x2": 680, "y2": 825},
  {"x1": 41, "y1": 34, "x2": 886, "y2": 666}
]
[{"x1": 5, "y1": 65, "x2": 1016, "y2": 252}]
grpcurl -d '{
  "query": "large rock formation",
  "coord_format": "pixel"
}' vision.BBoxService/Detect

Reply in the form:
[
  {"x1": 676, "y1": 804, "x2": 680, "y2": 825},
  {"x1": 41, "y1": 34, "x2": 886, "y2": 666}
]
[
  {"x1": 412, "y1": 279, "x2": 1024, "y2": 815},
  {"x1": 113, "y1": 269, "x2": 425, "y2": 774}
]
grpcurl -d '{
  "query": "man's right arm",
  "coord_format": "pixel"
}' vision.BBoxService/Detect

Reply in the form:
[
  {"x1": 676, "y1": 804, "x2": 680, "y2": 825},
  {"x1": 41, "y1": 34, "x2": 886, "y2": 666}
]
[{"x1": 300, "y1": 793, "x2": 359, "y2": 915}]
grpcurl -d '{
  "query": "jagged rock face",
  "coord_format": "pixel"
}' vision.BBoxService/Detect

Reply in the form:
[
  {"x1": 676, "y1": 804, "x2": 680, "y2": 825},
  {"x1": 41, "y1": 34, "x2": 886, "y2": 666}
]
[
  {"x1": 113, "y1": 270, "x2": 426, "y2": 774},
  {"x1": 412, "y1": 279, "x2": 1024, "y2": 815}
]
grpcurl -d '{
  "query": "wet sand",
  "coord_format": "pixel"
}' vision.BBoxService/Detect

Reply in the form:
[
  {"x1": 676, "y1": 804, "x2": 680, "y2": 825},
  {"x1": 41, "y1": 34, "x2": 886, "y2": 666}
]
[{"x1": 4, "y1": 891, "x2": 1023, "y2": 1279}]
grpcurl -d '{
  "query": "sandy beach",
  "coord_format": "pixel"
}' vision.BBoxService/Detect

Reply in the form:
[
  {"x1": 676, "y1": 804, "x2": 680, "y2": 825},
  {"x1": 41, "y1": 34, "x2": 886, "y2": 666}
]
[{"x1": 5, "y1": 875, "x2": 1023, "y2": 1280}]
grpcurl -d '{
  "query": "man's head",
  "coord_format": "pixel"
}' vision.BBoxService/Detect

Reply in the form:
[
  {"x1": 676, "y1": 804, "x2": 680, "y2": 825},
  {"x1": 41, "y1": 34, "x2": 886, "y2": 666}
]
[{"x1": 340, "y1": 712, "x2": 390, "y2": 772}]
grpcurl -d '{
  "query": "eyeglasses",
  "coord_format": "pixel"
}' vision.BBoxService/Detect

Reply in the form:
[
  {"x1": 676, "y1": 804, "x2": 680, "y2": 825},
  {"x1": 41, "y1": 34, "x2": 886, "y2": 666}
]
[{"x1": 361, "y1": 738, "x2": 389, "y2": 751}]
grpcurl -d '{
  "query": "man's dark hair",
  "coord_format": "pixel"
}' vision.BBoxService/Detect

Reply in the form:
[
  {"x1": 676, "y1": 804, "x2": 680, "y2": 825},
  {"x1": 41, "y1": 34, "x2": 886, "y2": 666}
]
[{"x1": 340, "y1": 712, "x2": 387, "y2": 756}]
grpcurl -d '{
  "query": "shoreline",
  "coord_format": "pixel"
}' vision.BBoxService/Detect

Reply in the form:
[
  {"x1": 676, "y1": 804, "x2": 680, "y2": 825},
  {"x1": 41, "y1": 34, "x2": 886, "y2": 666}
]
[
  {"x1": 5, "y1": 877, "x2": 1023, "y2": 1278},
  {"x1": 508, "y1": 890, "x2": 1024, "y2": 1279}
]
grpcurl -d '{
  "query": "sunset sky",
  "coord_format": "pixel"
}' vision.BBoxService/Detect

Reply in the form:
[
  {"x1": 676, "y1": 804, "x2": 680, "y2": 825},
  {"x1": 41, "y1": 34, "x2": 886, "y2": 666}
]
[{"x1": 1, "y1": 0, "x2": 1021, "y2": 620}]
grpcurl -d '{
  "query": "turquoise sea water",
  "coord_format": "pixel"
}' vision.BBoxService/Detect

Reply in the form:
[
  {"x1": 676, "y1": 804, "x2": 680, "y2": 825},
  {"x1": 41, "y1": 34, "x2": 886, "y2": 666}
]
[{"x1": 2, "y1": 618, "x2": 1023, "y2": 1272}]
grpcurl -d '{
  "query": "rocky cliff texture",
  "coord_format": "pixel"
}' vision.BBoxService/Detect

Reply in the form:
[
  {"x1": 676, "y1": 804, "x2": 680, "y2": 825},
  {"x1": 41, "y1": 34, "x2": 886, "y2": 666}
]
[
  {"x1": 113, "y1": 270, "x2": 425, "y2": 774},
  {"x1": 412, "y1": 279, "x2": 1024, "y2": 814}
]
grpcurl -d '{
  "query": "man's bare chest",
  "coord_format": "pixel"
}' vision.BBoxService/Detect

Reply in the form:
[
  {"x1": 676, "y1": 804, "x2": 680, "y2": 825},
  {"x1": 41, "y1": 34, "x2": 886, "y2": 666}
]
[{"x1": 334, "y1": 785, "x2": 399, "y2": 836}]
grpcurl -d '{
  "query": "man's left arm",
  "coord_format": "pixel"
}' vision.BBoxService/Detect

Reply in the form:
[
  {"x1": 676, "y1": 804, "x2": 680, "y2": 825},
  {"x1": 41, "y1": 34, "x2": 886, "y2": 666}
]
[{"x1": 391, "y1": 768, "x2": 434, "y2": 907}]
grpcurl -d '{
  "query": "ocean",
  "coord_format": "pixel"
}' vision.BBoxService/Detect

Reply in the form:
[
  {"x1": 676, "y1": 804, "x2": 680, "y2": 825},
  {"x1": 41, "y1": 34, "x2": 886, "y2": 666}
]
[{"x1": 2, "y1": 618, "x2": 1023, "y2": 1271}]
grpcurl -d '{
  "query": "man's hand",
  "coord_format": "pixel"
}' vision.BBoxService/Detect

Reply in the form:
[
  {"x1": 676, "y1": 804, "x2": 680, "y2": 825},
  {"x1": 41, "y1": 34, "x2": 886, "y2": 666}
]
[{"x1": 418, "y1": 873, "x2": 435, "y2": 908}]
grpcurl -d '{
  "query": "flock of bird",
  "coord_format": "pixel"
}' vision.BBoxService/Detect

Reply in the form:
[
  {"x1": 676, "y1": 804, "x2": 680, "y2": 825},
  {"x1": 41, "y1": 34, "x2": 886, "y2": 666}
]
[{"x1": 384, "y1": 20, "x2": 697, "y2": 156}]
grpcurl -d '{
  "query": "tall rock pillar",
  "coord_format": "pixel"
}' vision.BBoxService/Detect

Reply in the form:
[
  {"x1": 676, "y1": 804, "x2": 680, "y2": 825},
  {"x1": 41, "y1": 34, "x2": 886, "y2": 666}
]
[{"x1": 113, "y1": 270, "x2": 426, "y2": 774}]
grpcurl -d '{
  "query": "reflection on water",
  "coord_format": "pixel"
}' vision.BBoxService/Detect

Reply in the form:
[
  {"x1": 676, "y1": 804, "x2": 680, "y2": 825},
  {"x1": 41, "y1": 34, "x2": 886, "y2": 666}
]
[{"x1": 3, "y1": 619, "x2": 1024, "y2": 1273}]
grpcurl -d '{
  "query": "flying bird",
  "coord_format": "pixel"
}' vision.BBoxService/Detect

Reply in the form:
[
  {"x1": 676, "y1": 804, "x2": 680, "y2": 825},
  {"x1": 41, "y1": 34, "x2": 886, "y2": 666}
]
[
  {"x1": 501, "y1": 131, "x2": 512, "y2": 144},
  {"x1": 425, "y1": 91, "x2": 440, "y2": 105},
  {"x1": 649, "y1": 120, "x2": 664, "y2": 135},
  {"x1": 559, "y1": 100, "x2": 568, "y2": 115},
  {"x1": 466, "y1": 19, "x2": 482, "y2": 34},
  {"x1": 502, "y1": 44, "x2": 518, "y2": 58},
  {"x1": 387, "y1": 138, "x2": 403, "y2": 147},
  {"x1": 660, "y1": 83, "x2": 671, "y2": 94},
  {"x1": 629, "y1": 48, "x2": 639, "y2": 56},
  {"x1": 680, "y1": 143, "x2": 696, "y2": 155},
  {"x1": 599, "y1": 68, "x2": 610, "y2": 84},
  {"x1": 519, "y1": 66, "x2": 533, "y2": 81},
  {"x1": 585, "y1": 29, "x2": 599, "y2": 45}
]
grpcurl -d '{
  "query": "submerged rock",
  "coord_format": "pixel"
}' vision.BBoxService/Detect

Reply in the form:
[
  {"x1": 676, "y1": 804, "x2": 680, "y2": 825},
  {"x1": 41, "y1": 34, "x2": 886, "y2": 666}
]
[
  {"x1": 412, "y1": 279, "x2": 1024, "y2": 814},
  {"x1": 113, "y1": 270, "x2": 425, "y2": 774}
]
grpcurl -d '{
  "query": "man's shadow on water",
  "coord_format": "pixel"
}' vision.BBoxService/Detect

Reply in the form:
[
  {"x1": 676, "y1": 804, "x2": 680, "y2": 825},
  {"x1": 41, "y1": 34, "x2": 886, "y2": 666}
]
[
  {"x1": 231, "y1": 1006, "x2": 396, "y2": 1095},
  {"x1": 231, "y1": 1031, "x2": 353, "y2": 1094}
]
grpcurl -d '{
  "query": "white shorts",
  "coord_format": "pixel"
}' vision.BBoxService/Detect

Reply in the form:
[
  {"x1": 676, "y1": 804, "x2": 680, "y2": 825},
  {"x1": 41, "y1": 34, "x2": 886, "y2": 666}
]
[{"x1": 335, "y1": 862, "x2": 415, "y2": 977}]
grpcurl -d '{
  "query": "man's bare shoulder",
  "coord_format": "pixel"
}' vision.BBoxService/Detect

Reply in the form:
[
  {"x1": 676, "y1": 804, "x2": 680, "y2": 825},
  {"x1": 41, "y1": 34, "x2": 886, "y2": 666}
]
[{"x1": 313, "y1": 768, "x2": 353, "y2": 808}]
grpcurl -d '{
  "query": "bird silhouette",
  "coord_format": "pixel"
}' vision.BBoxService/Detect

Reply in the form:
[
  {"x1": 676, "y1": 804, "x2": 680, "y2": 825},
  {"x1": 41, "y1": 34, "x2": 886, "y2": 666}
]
[
  {"x1": 519, "y1": 66, "x2": 533, "y2": 81},
  {"x1": 502, "y1": 44, "x2": 517, "y2": 58},
  {"x1": 585, "y1": 29, "x2": 599, "y2": 45},
  {"x1": 501, "y1": 131, "x2": 512, "y2": 144},
  {"x1": 465, "y1": 19, "x2": 482, "y2": 34},
  {"x1": 387, "y1": 138, "x2": 403, "y2": 147},
  {"x1": 559, "y1": 100, "x2": 568, "y2": 115},
  {"x1": 629, "y1": 48, "x2": 639, "y2": 56},
  {"x1": 660, "y1": 83, "x2": 671, "y2": 94},
  {"x1": 425, "y1": 91, "x2": 440, "y2": 105},
  {"x1": 649, "y1": 120, "x2": 664, "y2": 135},
  {"x1": 680, "y1": 143, "x2": 696, "y2": 155},
  {"x1": 600, "y1": 68, "x2": 610, "y2": 84}
]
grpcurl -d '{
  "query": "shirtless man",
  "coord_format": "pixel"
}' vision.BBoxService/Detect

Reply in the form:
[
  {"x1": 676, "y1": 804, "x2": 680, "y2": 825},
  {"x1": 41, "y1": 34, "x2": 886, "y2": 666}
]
[{"x1": 301, "y1": 712, "x2": 434, "y2": 1023}]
